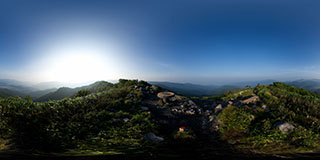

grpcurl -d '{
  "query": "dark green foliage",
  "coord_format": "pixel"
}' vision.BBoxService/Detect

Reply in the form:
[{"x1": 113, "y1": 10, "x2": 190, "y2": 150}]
[
  {"x1": 0, "y1": 88, "x2": 26, "y2": 98},
  {"x1": 74, "y1": 89, "x2": 91, "y2": 98},
  {"x1": 217, "y1": 106, "x2": 253, "y2": 141},
  {"x1": 0, "y1": 79, "x2": 156, "y2": 152}
]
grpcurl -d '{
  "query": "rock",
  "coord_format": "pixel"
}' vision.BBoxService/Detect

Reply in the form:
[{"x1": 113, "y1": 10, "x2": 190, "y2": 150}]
[
  {"x1": 186, "y1": 109, "x2": 195, "y2": 115},
  {"x1": 214, "y1": 104, "x2": 223, "y2": 113},
  {"x1": 188, "y1": 100, "x2": 196, "y2": 106},
  {"x1": 262, "y1": 105, "x2": 267, "y2": 110},
  {"x1": 242, "y1": 95, "x2": 260, "y2": 104},
  {"x1": 141, "y1": 106, "x2": 149, "y2": 111},
  {"x1": 123, "y1": 118, "x2": 130, "y2": 122},
  {"x1": 151, "y1": 85, "x2": 159, "y2": 92},
  {"x1": 157, "y1": 91, "x2": 175, "y2": 99},
  {"x1": 242, "y1": 95, "x2": 259, "y2": 104},
  {"x1": 143, "y1": 132, "x2": 164, "y2": 142},
  {"x1": 227, "y1": 140, "x2": 237, "y2": 145},
  {"x1": 249, "y1": 115, "x2": 255, "y2": 120},
  {"x1": 175, "y1": 95, "x2": 183, "y2": 101},
  {"x1": 274, "y1": 121, "x2": 295, "y2": 133},
  {"x1": 169, "y1": 96, "x2": 177, "y2": 102},
  {"x1": 113, "y1": 119, "x2": 120, "y2": 123},
  {"x1": 211, "y1": 118, "x2": 221, "y2": 132},
  {"x1": 209, "y1": 115, "x2": 215, "y2": 122}
]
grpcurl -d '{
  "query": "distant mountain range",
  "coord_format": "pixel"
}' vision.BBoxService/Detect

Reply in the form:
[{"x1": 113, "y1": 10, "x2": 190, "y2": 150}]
[
  {"x1": 35, "y1": 81, "x2": 114, "y2": 102},
  {"x1": 0, "y1": 79, "x2": 113, "y2": 100},
  {"x1": 149, "y1": 81, "x2": 240, "y2": 97},
  {"x1": 150, "y1": 79, "x2": 320, "y2": 97},
  {"x1": 2, "y1": 78, "x2": 320, "y2": 99},
  {"x1": 0, "y1": 79, "x2": 55, "y2": 99}
]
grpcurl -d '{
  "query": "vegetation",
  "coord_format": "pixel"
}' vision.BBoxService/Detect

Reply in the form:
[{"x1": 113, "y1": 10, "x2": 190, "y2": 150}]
[
  {"x1": 0, "y1": 79, "x2": 156, "y2": 153},
  {"x1": 74, "y1": 89, "x2": 91, "y2": 97},
  {"x1": 36, "y1": 81, "x2": 114, "y2": 102},
  {"x1": 1, "y1": 80, "x2": 320, "y2": 157},
  {"x1": 216, "y1": 82, "x2": 320, "y2": 153}
]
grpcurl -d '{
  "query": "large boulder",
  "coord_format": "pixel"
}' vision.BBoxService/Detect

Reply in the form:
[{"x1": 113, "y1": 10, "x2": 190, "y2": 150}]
[
  {"x1": 210, "y1": 118, "x2": 221, "y2": 132},
  {"x1": 143, "y1": 132, "x2": 164, "y2": 142},
  {"x1": 214, "y1": 104, "x2": 223, "y2": 113},
  {"x1": 141, "y1": 106, "x2": 149, "y2": 111},
  {"x1": 274, "y1": 121, "x2": 295, "y2": 133},
  {"x1": 242, "y1": 95, "x2": 260, "y2": 104},
  {"x1": 151, "y1": 85, "x2": 160, "y2": 92}
]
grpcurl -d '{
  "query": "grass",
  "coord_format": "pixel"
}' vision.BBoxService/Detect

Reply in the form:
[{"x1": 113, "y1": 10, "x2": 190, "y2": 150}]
[{"x1": 0, "y1": 138, "x2": 8, "y2": 150}]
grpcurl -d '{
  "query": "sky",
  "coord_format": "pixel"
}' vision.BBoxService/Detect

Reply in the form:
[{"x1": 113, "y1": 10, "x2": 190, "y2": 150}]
[{"x1": 0, "y1": 0, "x2": 320, "y2": 85}]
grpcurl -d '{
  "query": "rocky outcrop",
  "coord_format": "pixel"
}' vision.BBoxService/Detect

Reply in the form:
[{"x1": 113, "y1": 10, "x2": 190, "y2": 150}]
[
  {"x1": 214, "y1": 104, "x2": 223, "y2": 113},
  {"x1": 141, "y1": 106, "x2": 149, "y2": 111},
  {"x1": 274, "y1": 121, "x2": 295, "y2": 133},
  {"x1": 143, "y1": 132, "x2": 164, "y2": 142},
  {"x1": 241, "y1": 94, "x2": 260, "y2": 104}
]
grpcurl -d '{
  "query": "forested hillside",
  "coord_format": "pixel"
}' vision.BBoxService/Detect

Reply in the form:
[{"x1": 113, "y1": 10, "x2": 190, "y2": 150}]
[
  {"x1": 36, "y1": 81, "x2": 114, "y2": 102},
  {"x1": 0, "y1": 79, "x2": 156, "y2": 153}
]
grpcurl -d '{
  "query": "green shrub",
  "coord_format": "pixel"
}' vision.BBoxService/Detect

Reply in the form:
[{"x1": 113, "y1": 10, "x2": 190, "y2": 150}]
[
  {"x1": 0, "y1": 79, "x2": 156, "y2": 152},
  {"x1": 217, "y1": 106, "x2": 253, "y2": 141}
]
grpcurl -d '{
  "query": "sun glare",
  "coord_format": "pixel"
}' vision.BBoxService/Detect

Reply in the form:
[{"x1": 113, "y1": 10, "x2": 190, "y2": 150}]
[
  {"x1": 50, "y1": 53, "x2": 106, "y2": 83},
  {"x1": 34, "y1": 42, "x2": 121, "y2": 83}
]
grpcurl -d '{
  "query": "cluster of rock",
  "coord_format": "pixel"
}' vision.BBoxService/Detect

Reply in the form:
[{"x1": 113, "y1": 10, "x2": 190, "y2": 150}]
[
  {"x1": 143, "y1": 132, "x2": 164, "y2": 142},
  {"x1": 274, "y1": 121, "x2": 295, "y2": 133},
  {"x1": 156, "y1": 91, "x2": 202, "y2": 115},
  {"x1": 135, "y1": 84, "x2": 160, "y2": 96},
  {"x1": 137, "y1": 84, "x2": 296, "y2": 145},
  {"x1": 201, "y1": 93, "x2": 295, "y2": 134}
]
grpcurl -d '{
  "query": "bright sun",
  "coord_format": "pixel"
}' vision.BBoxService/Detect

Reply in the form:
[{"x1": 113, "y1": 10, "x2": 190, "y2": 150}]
[
  {"x1": 50, "y1": 53, "x2": 106, "y2": 82},
  {"x1": 36, "y1": 44, "x2": 120, "y2": 83}
]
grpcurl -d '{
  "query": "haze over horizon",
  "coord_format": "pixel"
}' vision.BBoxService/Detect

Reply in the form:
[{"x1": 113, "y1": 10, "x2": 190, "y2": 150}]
[{"x1": 1, "y1": 0, "x2": 320, "y2": 85}]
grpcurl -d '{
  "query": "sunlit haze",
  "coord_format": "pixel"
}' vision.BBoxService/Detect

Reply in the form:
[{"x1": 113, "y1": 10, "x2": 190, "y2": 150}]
[{"x1": 1, "y1": 0, "x2": 320, "y2": 85}]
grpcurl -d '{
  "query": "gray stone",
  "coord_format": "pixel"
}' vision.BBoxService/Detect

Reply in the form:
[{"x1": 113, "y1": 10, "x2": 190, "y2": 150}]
[
  {"x1": 143, "y1": 132, "x2": 164, "y2": 142},
  {"x1": 188, "y1": 100, "x2": 196, "y2": 106},
  {"x1": 228, "y1": 140, "x2": 237, "y2": 145},
  {"x1": 262, "y1": 105, "x2": 267, "y2": 110},
  {"x1": 169, "y1": 96, "x2": 177, "y2": 102},
  {"x1": 123, "y1": 118, "x2": 130, "y2": 122},
  {"x1": 211, "y1": 118, "x2": 221, "y2": 132},
  {"x1": 274, "y1": 121, "x2": 295, "y2": 133},
  {"x1": 141, "y1": 106, "x2": 149, "y2": 111},
  {"x1": 242, "y1": 95, "x2": 260, "y2": 104},
  {"x1": 113, "y1": 119, "x2": 120, "y2": 123},
  {"x1": 215, "y1": 104, "x2": 223, "y2": 113},
  {"x1": 151, "y1": 85, "x2": 159, "y2": 92}
]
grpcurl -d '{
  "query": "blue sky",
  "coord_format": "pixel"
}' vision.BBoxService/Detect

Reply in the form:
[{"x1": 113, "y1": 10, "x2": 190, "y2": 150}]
[{"x1": 0, "y1": 0, "x2": 320, "y2": 84}]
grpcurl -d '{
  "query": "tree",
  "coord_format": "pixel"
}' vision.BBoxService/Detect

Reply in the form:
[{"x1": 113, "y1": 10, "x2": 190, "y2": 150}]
[{"x1": 74, "y1": 89, "x2": 91, "y2": 98}]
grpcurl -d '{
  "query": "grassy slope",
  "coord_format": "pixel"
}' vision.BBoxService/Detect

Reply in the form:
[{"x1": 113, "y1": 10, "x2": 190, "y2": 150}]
[{"x1": 216, "y1": 82, "x2": 320, "y2": 153}]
